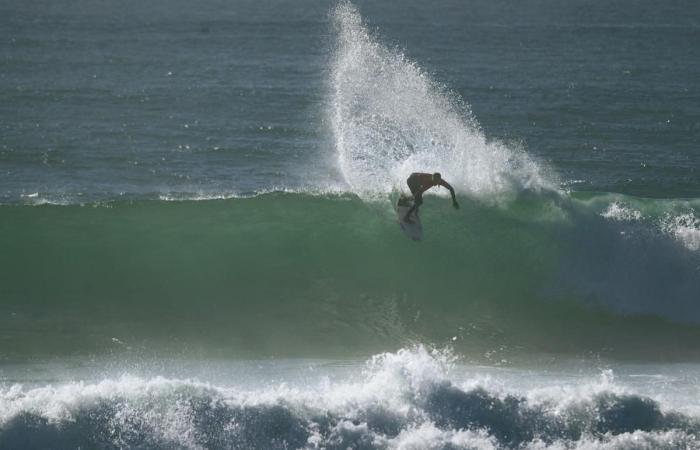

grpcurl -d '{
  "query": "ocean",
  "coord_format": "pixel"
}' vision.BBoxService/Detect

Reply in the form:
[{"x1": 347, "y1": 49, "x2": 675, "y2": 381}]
[{"x1": 1, "y1": 0, "x2": 700, "y2": 448}]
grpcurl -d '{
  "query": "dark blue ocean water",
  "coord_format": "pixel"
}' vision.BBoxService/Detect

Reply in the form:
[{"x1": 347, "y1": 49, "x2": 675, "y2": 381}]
[{"x1": 2, "y1": 0, "x2": 699, "y2": 202}]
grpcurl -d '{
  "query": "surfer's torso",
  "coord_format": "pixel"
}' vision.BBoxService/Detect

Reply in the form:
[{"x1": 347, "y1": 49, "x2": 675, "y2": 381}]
[{"x1": 407, "y1": 172, "x2": 443, "y2": 195}]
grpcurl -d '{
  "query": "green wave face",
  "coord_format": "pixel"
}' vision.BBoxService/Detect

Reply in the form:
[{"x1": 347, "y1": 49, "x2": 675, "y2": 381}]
[{"x1": 2, "y1": 192, "x2": 699, "y2": 361}]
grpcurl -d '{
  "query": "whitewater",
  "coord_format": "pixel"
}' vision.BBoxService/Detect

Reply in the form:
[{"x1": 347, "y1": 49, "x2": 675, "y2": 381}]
[
  {"x1": 2, "y1": 347, "x2": 700, "y2": 449},
  {"x1": 2, "y1": 0, "x2": 700, "y2": 448}
]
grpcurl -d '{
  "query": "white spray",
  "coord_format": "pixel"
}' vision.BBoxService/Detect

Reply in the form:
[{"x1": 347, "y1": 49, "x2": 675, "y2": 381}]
[{"x1": 330, "y1": 2, "x2": 550, "y2": 199}]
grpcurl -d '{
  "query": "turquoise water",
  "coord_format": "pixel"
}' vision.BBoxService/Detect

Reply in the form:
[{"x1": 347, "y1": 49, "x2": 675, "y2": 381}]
[
  {"x1": 1, "y1": 0, "x2": 700, "y2": 448},
  {"x1": 2, "y1": 192, "x2": 700, "y2": 363}
]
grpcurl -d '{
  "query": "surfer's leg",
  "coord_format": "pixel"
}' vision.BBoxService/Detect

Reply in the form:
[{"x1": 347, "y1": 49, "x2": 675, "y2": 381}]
[{"x1": 404, "y1": 195, "x2": 421, "y2": 223}]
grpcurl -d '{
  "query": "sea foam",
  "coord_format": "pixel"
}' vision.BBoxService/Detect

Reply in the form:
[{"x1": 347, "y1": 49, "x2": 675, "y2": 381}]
[
  {"x1": 1, "y1": 347, "x2": 698, "y2": 449},
  {"x1": 661, "y1": 212, "x2": 700, "y2": 252}
]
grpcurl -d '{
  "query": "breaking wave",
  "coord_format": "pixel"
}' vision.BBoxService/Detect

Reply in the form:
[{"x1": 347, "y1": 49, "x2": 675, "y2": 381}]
[
  {"x1": 1, "y1": 347, "x2": 698, "y2": 449},
  {"x1": 1, "y1": 192, "x2": 699, "y2": 360}
]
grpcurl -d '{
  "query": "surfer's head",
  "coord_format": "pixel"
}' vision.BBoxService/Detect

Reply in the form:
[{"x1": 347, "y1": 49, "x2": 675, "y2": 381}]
[{"x1": 432, "y1": 172, "x2": 442, "y2": 182}]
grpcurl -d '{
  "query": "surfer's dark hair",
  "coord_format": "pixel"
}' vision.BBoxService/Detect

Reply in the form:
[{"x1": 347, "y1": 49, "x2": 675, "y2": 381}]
[{"x1": 433, "y1": 172, "x2": 441, "y2": 181}]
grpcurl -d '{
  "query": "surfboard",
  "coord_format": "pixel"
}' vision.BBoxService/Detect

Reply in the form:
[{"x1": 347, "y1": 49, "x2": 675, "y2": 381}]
[{"x1": 397, "y1": 195, "x2": 423, "y2": 241}]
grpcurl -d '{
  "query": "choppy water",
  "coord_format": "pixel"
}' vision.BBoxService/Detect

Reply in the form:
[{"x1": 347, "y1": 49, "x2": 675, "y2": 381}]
[{"x1": 2, "y1": 0, "x2": 700, "y2": 448}]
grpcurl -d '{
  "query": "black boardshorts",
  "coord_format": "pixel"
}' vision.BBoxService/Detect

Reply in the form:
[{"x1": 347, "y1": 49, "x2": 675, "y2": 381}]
[{"x1": 407, "y1": 175, "x2": 424, "y2": 205}]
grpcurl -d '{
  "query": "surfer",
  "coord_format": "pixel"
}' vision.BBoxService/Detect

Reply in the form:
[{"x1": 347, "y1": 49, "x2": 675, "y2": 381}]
[{"x1": 404, "y1": 172, "x2": 459, "y2": 223}]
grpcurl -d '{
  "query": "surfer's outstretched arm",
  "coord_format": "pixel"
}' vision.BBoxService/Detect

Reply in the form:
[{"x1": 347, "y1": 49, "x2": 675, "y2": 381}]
[{"x1": 440, "y1": 180, "x2": 459, "y2": 209}]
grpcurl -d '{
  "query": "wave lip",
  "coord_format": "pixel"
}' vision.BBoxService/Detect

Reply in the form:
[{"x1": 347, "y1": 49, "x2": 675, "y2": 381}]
[
  {"x1": 1, "y1": 348, "x2": 699, "y2": 449},
  {"x1": 600, "y1": 201, "x2": 643, "y2": 222},
  {"x1": 661, "y1": 212, "x2": 700, "y2": 252}
]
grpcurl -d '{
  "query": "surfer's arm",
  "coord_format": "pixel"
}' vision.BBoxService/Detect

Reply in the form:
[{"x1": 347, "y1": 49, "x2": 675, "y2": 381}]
[{"x1": 440, "y1": 180, "x2": 459, "y2": 209}]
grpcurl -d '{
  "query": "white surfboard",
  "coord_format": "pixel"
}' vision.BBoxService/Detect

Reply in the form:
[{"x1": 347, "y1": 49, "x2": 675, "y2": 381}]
[{"x1": 397, "y1": 195, "x2": 423, "y2": 241}]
